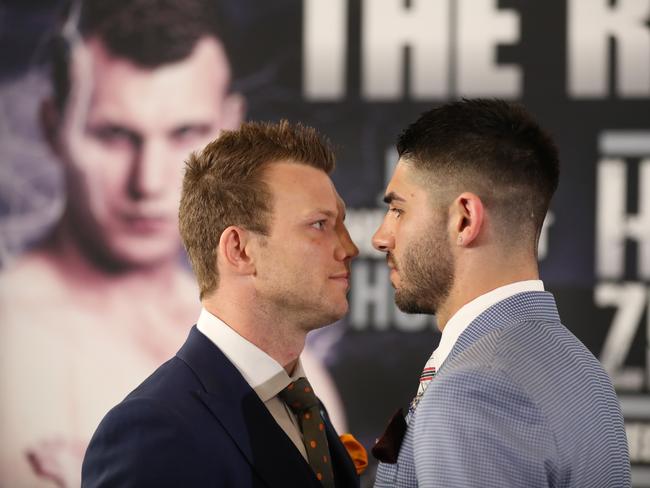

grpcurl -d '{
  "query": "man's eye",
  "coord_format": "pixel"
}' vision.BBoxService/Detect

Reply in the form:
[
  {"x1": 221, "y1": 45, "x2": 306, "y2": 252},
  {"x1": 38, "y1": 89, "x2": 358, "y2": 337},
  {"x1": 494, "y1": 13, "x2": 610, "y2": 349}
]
[
  {"x1": 171, "y1": 125, "x2": 212, "y2": 142},
  {"x1": 311, "y1": 221, "x2": 326, "y2": 230},
  {"x1": 389, "y1": 207, "x2": 403, "y2": 217},
  {"x1": 90, "y1": 126, "x2": 137, "y2": 145}
]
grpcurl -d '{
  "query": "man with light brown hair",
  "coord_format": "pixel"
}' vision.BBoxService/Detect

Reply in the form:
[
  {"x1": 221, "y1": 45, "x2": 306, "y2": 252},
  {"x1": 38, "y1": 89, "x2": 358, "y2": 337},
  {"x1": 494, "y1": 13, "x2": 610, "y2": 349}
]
[
  {"x1": 1, "y1": 2, "x2": 347, "y2": 486},
  {"x1": 0, "y1": 1, "x2": 244, "y2": 485},
  {"x1": 82, "y1": 120, "x2": 361, "y2": 487}
]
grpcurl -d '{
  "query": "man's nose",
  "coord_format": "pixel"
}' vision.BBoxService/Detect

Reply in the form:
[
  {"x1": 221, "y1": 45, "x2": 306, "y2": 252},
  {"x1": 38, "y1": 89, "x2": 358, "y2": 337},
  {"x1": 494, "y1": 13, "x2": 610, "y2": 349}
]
[
  {"x1": 335, "y1": 223, "x2": 359, "y2": 261},
  {"x1": 372, "y1": 220, "x2": 393, "y2": 253},
  {"x1": 129, "y1": 139, "x2": 169, "y2": 198}
]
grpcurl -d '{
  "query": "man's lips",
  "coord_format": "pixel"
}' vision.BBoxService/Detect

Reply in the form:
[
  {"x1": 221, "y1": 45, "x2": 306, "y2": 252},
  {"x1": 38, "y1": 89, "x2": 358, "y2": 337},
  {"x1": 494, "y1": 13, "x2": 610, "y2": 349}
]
[
  {"x1": 121, "y1": 214, "x2": 174, "y2": 233},
  {"x1": 330, "y1": 272, "x2": 350, "y2": 280},
  {"x1": 330, "y1": 272, "x2": 351, "y2": 287}
]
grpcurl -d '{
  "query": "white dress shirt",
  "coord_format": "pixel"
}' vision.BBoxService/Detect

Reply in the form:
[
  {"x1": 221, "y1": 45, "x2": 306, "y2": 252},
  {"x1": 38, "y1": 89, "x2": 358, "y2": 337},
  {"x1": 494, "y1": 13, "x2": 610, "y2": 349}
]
[
  {"x1": 196, "y1": 308, "x2": 308, "y2": 459},
  {"x1": 430, "y1": 280, "x2": 545, "y2": 371}
]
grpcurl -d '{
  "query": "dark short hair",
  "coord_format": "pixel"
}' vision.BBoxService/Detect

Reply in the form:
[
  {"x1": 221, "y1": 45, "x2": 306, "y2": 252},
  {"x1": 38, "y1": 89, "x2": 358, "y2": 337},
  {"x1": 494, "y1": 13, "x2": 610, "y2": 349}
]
[
  {"x1": 397, "y1": 98, "x2": 559, "y2": 244},
  {"x1": 179, "y1": 120, "x2": 336, "y2": 299},
  {"x1": 50, "y1": 0, "x2": 229, "y2": 111}
]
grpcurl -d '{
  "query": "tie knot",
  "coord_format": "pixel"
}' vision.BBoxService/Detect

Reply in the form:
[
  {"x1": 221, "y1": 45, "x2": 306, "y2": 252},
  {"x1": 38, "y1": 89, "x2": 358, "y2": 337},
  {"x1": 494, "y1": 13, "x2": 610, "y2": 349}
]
[{"x1": 279, "y1": 377, "x2": 319, "y2": 413}]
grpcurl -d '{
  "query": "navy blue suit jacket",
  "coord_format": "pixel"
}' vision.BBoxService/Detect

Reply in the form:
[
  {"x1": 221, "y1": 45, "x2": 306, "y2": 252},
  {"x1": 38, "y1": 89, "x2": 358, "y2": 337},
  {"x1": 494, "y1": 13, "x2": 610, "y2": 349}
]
[{"x1": 82, "y1": 326, "x2": 359, "y2": 487}]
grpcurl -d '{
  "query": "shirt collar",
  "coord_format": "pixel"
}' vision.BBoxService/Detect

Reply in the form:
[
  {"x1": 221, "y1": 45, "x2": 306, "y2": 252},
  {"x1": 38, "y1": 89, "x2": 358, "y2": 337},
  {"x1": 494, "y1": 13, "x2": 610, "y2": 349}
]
[
  {"x1": 434, "y1": 280, "x2": 544, "y2": 370},
  {"x1": 196, "y1": 307, "x2": 305, "y2": 402}
]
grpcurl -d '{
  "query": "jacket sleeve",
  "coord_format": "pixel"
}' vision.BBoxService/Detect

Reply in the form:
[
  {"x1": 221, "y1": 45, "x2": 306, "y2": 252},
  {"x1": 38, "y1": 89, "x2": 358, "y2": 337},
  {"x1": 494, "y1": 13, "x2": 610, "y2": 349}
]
[
  {"x1": 412, "y1": 366, "x2": 559, "y2": 488},
  {"x1": 82, "y1": 397, "x2": 208, "y2": 488}
]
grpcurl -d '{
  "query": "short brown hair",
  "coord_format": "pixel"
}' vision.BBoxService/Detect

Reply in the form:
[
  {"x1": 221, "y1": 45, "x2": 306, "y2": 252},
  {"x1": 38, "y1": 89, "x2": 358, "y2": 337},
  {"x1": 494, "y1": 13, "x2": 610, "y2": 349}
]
[
  {"x1": 179, "y1": 120, "x2": 336, "y2": 299},
  {"x1": 50, "y1": 0, "x2": 229, "y2": 111}
]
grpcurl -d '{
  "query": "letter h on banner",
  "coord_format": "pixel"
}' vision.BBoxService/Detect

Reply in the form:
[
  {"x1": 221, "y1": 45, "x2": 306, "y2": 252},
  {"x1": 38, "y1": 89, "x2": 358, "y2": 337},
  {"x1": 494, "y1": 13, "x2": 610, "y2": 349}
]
[{"x1": 597, "y1": 130, "x2": 650, "y2": 280}]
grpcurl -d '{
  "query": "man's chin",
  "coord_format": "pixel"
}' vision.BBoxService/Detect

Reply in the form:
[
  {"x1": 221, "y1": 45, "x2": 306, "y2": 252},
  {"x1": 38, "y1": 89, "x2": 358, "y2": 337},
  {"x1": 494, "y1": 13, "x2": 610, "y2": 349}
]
[
  {"x1": 305, "y1": 301, "x2": 348, "y2": 330},
  {"x1": 324, "y1": 304, "x2": 348, "y2": 326},
  {"x1": 85, "y1": 239, "x2": 181, "y2": 273},
  {"x1": 395, "y1": 290, "x2": 435, "y2": 315}
]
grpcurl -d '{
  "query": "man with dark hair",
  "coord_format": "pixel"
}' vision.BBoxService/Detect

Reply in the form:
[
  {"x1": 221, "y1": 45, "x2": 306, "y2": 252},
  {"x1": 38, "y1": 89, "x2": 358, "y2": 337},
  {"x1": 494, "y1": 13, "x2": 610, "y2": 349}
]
[
  {"x1": 371, "y1": 99, "x2": 630, "y2": 487},
  {"x1": 0, "y1": 1, "x2": 245, "y2": 486},
  {"x1": 82, "y1": 120, "x2": 360, "y2": 487}
]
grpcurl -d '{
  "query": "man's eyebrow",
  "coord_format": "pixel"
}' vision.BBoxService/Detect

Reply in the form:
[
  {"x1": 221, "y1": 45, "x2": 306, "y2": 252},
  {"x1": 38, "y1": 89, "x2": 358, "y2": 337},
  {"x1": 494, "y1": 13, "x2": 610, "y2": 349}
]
[
  {"x1": 87, "y1": 122, "x2": 141, "y2": 142},
  {"x1": 311, "y1": 209, "x2": 337, "y2": 218},
  {"x1": 383, "y1": 192, "x2": 405, "y2": 204},
  {"x1": 87, "y1": 121, "x2": 137, "y2": 133}
]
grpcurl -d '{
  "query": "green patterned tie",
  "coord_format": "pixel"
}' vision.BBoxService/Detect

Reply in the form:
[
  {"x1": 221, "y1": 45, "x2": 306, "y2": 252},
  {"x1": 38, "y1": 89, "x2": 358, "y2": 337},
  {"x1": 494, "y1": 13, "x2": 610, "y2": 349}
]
[{"x1": 280, "y1": 377, "x2": 335, "y2": 488}]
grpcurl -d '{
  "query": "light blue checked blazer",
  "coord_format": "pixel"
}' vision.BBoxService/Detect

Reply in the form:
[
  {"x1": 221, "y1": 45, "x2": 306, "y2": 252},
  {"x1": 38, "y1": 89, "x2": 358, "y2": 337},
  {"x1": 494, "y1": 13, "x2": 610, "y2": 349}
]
[{"x1": 375, "y1": 291, "x2": 631, "y2": 488}]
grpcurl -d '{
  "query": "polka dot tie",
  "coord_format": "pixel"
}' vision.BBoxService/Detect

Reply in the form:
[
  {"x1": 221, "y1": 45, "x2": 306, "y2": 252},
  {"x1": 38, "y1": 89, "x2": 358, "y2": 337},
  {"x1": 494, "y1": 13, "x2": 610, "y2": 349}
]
[{"x1": 280, "y1": 377, "x2": 335, "y2": 488}]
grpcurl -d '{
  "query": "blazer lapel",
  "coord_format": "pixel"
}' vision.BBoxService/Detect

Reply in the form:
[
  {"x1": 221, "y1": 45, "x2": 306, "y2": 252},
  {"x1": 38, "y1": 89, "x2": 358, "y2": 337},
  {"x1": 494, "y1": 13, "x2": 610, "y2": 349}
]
[
  {"x1": 176, "y1": 326, "x2": 321, "y2": 488},
  {"x1": 323, "y1": 414, "x2": 359, "y2": 487}
]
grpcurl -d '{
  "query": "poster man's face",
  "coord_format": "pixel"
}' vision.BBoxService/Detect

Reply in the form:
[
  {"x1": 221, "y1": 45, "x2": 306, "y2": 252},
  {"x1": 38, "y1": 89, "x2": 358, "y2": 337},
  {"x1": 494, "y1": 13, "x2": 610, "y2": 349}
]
[{"x1": 53, "y1": 36, "x2": 242, "y2": 269}]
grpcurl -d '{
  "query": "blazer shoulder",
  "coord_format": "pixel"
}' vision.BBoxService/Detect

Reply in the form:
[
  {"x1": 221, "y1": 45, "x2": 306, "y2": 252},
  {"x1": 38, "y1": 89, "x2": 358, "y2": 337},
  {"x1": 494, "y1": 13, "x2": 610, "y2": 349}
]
[{"x1": 82, "y1": 396, "x2": 210, "y2": 487}]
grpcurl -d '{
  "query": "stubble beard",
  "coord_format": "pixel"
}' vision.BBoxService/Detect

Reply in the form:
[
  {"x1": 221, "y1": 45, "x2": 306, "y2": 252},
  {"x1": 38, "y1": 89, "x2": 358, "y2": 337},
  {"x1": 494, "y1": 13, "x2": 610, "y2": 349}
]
[
  {"x1": 261, "y1": 280, "x2": 346, "y2": 331},
  {"x1": 392, "y1": 231, "x2": 454, "y2": 316}
]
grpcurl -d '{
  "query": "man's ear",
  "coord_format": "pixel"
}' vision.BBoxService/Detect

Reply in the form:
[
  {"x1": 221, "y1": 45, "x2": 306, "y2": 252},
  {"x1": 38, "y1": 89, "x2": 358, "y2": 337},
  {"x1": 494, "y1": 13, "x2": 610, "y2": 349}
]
[
  {"x1": 220, "y1": 92, "x2": 245, "y2": 131},
  {"x1": 40, "y1": 98, "x2": 62, "y2": 156},
  {"x1": 217, "y1": 225, "x2": 256, "y2": 275},
  {"x1": 451, "y1": 192, "x2": 484, "y2": 247}
]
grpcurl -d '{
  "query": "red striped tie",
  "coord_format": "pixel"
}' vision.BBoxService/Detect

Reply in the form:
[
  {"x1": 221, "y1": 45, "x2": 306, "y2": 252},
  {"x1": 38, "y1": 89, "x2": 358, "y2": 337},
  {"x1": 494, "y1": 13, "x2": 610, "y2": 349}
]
[{"x1": 409, "y1": 355, "x2": 437, "y2": 414}]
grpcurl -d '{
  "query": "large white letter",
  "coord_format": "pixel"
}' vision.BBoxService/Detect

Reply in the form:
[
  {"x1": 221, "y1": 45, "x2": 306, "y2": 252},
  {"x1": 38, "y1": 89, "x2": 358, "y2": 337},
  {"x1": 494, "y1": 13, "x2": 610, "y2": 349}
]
[
  {"x1": 350, "y1": 261, "x2": 390, "y2": 330},
  {"x1": 568, "y1": 0, "x2": 650, "y2": 98},
  {"x1": 344, "y1": 209, "x2": 385, "y2": 259},
  {"x1": 596, "y1": 158, "x2": 650, "y2": 279},
  {"x1": 362, "y1": 0, "x2": 449, "y2": 100},
  {"x1": 594, "y1": 283, "x2": 647, "y2": 390},
  {"x1": 303, "y1": 0, "x2": 347, "y2": 100},
  {"x1": 457, "y1": 0, "x2": 521, "y2": 97}
]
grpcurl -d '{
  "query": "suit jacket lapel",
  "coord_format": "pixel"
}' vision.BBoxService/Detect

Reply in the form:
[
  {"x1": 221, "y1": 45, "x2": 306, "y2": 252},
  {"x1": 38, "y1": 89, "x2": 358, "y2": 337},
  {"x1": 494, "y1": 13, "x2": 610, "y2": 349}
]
[
  {"x1": 176, "y1": 326, "x2": 321, "y2": 488},
  {"x1": 323, "y1": 415, "x2": 359, "y2": 487}
]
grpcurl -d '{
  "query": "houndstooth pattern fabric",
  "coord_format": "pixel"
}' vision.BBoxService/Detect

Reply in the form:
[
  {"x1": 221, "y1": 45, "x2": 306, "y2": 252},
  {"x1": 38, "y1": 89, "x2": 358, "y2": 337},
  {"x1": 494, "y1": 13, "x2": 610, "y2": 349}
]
[{"x1": 375, "y1": 291, "x2": 631, "y2": 488}]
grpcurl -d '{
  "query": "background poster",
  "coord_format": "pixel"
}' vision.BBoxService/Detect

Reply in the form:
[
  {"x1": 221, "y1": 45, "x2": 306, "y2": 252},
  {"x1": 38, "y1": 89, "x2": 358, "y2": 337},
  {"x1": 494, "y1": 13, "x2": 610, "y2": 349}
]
[{"x1": 1, "y1": 0, "x2": 649, "y2": 486}]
